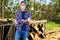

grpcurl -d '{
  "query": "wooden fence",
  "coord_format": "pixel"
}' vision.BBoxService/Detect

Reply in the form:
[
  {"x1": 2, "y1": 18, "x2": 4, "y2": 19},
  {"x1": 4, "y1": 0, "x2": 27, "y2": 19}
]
[{"x1": 0, "y1": 20, "x2": 47, "y2": 40}]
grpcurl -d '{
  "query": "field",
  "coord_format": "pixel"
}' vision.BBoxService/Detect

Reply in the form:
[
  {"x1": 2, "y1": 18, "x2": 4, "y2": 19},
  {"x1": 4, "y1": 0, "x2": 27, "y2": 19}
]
[{"x1": 46, "y1": 21, "x2": 60, "y2": 30}]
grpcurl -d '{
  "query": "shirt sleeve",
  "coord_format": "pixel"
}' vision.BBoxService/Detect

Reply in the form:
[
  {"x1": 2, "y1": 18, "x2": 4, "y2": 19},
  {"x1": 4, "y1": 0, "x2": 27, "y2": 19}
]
[
  {"x1": 15, "y1": 11, "x2": 24, "y2": 24},
  {"x1": 27, "y1": 11, "x2": 31, "y2": 22}
]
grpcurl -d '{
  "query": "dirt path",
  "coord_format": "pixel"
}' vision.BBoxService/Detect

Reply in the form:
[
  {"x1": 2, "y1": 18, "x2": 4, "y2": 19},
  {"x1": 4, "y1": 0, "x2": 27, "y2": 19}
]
[{"x1": 42, "y1": 27, "x2": 60, "y2": 40}]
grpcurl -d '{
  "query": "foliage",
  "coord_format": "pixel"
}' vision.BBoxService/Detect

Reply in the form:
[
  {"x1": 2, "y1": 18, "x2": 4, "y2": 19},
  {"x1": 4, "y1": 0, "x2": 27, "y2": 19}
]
[{"x1": 0, "y1": 0, "x2": 60, "y2": 21}]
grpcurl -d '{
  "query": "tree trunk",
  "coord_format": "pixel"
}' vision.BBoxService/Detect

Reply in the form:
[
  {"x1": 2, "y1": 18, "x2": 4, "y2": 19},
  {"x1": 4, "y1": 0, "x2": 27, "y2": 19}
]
[{"x1": 2, "y1": 0, "x2": 4, "y2": 19}]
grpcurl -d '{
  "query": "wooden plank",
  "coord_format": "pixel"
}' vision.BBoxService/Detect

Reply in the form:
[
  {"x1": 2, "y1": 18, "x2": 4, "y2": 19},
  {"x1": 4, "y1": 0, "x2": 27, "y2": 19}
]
[
  {"x1": 3, "y1": 24, "x2": 13, "y2": 26},
  {"x1": 29, "y1": 20, "x2": 47, "y2": 24}
]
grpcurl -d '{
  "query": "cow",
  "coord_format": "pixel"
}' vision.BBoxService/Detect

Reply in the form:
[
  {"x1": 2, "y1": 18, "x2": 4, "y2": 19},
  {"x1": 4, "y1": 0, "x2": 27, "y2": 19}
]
[{"x1": 27, "y1": 23, "x2": 46, "y2": 40}]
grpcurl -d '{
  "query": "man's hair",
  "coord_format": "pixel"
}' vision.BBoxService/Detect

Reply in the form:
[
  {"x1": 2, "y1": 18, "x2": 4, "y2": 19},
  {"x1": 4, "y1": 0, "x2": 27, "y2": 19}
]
[{"x1": 21, "y1": 1, "x2": 26, "y2": 4}]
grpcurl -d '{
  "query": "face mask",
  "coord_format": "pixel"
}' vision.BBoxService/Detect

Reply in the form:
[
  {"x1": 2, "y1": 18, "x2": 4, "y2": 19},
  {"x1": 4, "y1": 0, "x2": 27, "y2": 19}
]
[{"x1": 20, "y1": 6, "x2": 26, "y2": 10}]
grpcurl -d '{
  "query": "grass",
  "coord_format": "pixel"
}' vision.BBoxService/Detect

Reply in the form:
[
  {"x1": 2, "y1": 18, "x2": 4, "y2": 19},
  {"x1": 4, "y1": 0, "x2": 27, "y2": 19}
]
[{"x1": 46, "y1": 21, "x2": 60, "y2": 30}]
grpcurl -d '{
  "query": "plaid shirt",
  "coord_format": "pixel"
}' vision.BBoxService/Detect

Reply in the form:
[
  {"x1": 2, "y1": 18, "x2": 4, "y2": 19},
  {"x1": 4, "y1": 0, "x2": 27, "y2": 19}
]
[{"x1": 15, "y1": 10, "x2": 31, "y2": 31}]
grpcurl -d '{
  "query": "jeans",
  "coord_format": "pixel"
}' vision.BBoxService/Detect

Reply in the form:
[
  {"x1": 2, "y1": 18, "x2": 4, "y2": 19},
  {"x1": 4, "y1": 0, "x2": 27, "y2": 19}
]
[{"x1": 14, "y1": 30, "x2": 28, "y2": 40}]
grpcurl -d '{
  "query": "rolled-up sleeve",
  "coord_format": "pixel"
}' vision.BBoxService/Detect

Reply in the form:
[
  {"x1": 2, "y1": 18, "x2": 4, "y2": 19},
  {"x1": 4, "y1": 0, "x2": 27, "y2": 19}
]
[{"x1": 15, "y1": 11, "x2": 23, "y2": 24}]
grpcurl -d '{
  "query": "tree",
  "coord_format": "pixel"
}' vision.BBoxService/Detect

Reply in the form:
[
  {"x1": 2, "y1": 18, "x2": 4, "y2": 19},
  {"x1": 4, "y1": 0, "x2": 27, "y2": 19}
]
[
  {"x1": 0, "y1": 0, "x2": 1, "y2": 18},
  {"x1": 51, "y1": 0, "x2": 60, "y2": 20}
]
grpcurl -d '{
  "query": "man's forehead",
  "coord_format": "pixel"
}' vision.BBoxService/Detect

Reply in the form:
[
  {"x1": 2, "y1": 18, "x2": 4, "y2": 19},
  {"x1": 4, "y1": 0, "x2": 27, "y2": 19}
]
[
  {"x1": 21, "y1": 2, "x2": 25, "y2": 4},
  {"x1": 20, "y1": 2, "x2": 26, "y2": 6}
]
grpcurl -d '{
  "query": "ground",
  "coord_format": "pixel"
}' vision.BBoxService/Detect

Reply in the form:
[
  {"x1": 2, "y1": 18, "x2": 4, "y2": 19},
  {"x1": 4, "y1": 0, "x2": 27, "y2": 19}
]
[{"x1": 42, "y1": 27, "x2": 60, "y2": 40}]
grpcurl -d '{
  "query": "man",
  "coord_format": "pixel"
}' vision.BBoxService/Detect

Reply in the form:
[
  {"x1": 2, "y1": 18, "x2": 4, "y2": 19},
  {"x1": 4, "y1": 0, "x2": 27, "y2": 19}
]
[{"x1": 14, "y1": 1, "x2": 31, "y2": 40}]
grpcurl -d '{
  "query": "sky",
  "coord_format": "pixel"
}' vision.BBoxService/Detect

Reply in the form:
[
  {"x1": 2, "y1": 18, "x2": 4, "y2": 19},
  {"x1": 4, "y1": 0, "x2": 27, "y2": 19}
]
[{"x1": 13, "y1": 0, "x2": 51, "y2": 6}]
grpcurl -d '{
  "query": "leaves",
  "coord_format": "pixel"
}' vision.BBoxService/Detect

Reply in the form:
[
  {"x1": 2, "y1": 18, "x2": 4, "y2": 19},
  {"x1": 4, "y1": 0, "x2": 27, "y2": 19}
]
[{"x1": 0, "y1": 0, "x2": 60, "y2": 21}]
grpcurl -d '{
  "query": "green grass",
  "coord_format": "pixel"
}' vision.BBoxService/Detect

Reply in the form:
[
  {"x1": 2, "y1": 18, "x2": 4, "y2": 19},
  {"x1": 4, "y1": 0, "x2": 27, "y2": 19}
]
[{"x1": 46, "y1": 21, "x2": 60, "y2": 30}]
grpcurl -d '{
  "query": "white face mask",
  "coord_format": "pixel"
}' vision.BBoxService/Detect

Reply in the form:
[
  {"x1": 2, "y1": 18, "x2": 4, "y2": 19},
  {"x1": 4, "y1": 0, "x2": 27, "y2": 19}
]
[{"x1": 20, "y1": 6, "x2": 26, "y2": 10}]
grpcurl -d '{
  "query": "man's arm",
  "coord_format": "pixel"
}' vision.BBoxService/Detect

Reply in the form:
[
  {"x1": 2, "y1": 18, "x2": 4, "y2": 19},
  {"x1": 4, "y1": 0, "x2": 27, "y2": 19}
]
[
  {"x1": 15, "y1": 11, "x2": 24, "y2": 24},
  {"x1": 23, "y1": 11, "x2": 31, "y2": 23}
]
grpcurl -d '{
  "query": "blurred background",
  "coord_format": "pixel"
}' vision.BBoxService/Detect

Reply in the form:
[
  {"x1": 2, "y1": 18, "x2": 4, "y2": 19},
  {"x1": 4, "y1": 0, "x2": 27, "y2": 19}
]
[
  {"x1": 0, "y1": 0, "x2": 60, "y2": 40},
  {"x1": 0, "y1": 0, "x2": 60, "y2": 30}
]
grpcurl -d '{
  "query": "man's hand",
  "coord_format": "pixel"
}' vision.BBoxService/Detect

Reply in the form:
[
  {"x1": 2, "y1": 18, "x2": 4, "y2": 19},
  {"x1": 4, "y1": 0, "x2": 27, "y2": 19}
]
[{"x1": 23, "y1": 19, "x2": 28, "y2": 23}]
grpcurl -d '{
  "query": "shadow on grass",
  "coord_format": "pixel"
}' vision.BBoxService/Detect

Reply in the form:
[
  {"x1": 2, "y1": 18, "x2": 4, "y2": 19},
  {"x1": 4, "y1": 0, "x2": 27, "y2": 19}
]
[{"x1": 52, "y1": 20, "x2": 60, "y2": 24}]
